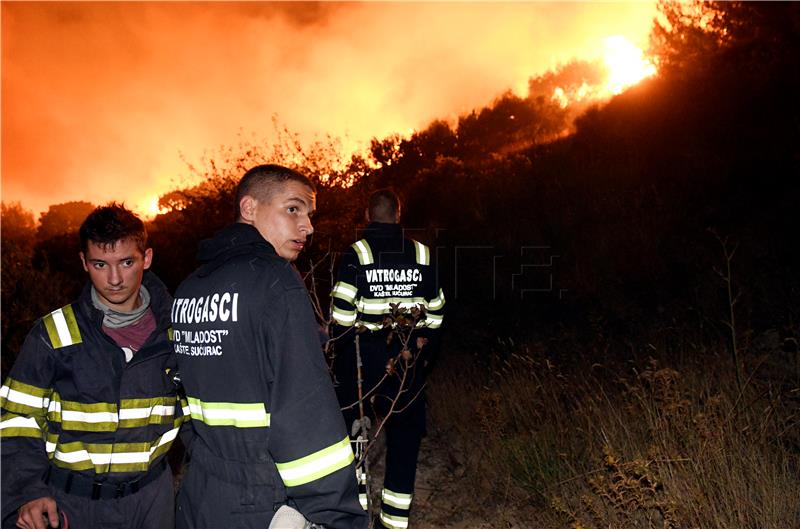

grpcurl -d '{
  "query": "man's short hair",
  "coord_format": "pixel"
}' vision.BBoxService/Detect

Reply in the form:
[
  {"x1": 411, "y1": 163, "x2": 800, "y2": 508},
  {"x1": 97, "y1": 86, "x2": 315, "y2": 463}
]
[
  {"x1": 368, "y1": 188, "x2": 401, "y2": 223},
  {"x1": 79, "y1": 203, "x2": 147, "y2": 254},
  {"x1": 235, "y1": 164, "x2": 316, "y2": 220}
]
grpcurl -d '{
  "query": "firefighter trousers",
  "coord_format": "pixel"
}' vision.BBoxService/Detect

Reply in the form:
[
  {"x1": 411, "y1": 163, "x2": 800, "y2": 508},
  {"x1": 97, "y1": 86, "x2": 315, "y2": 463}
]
[
  {"x1": 2, "y1": 466, "x2": 175, "y2": 529},
  {"x1": 335, "y1": 339, "x2": 427, "y2": 527},
  {"x1": 176, "y1": 441, "x2": 286, "y2": 529}
]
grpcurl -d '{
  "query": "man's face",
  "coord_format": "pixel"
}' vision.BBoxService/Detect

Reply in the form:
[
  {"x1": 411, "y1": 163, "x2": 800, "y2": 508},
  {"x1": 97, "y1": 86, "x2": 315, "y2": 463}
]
[
  {"x1": 81, "y1": 237, "x2": 152, "y2": 312},
  {"x1": 246, "y1": 180, "x2": 316, "y2": 262}
]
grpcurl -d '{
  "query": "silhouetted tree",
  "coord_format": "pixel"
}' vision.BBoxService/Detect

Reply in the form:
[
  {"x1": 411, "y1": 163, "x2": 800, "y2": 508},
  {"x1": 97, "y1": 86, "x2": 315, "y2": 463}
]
[
  {"x1": 1, "y1": 203, "x2": 78, "y2": 377},
  {"x1": 36, "y1": 201, "x2": 95, "y2": 241},
  {"x1": 651, "y1": 1, "x2": 800, "y2": 79}
]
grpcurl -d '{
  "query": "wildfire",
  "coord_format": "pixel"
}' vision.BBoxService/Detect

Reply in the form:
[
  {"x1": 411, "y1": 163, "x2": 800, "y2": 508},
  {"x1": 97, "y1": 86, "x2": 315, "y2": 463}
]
[
  {"x1": 134, "y1": 196, "x2": 163, "y2": 220},
  {"x1": 602, "y1": 35, "x2": 657, "y2": 94},
  {"x1": 550, "y1": 35, "x2": 656, "y2": 109}
]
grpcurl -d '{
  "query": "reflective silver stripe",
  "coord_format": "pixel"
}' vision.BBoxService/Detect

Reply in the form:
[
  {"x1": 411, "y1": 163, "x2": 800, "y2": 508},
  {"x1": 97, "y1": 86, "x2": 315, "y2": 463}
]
[
  {"x1": 54, "y1": 448, "x2": 92, "y2": 464},
  {"x1": 332, "y1": 282, "x2": 358, "y2": 304},
  {"x1": 96, "y1": 451, "x2": 149, "y2": 465},
  {"x1": 0, "y1": 385, "x2": 47, "y2": 409},
  {"x1": 421, "y1": 313, "x2": 443, "y2": 329},
  {"x1": 61, "y1": 410, "x2": 118, "y2": 424},
  {"x1": 276, "y1": 436, "x2": 354, "y2": 487},
  {"x1": 50, "y1": 308, "x2": 80, "y2": 347},
  {"x1": 353, "y1": 240, "x2": 374, "y2": 265},
  {"x1": 427, "y1": 289, "x2": 446, "y2": 311},
  {"x1": 382, "y1": 488, "x2": 413, "y2": 509},
  {"x1": 100, "y1": 427, "x2": 179, "y2": 464},
  {"x1": 154, "y1": 426, "x2": 180, "y2": 449},
  {"x1": 380, "y1": 512, "x2": 409, "y2": 529},
  {"x1": 118, "y1": 405, "x2": 175, "y2": 420},
  {"x1": 359, "y1": 494, "x2": 368, "y2": 510},
  {"x1": 0, "y1": 416, "x2": 41, "y2": 430},
  {"x1": 332, "y1": 306, "x2": 357, "y2": 325},
  {"x1": 53, "y1": 427, "x2": 179, "y2": 466},
  {"x1": 414, "y1": 241, "x2": 430, "y2": 266}
]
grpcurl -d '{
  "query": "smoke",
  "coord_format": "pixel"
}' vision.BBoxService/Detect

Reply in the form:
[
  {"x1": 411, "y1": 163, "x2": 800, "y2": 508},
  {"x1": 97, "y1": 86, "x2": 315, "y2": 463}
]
[{"x1": 1, "y1": 2, "x2": 656, "y2": 217}]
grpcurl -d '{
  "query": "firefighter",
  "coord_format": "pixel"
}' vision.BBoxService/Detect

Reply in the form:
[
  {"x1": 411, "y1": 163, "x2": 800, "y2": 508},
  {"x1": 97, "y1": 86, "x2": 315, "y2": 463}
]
[
  {"x1": 331, "y1": 189, "x2": 445, "y2": 529},
  {"x1": 172, "y1": 164, "x2": 367, "y2": 529},
  {"x1": 0, "y1": 203, "x2": 187, "y2": 529}
]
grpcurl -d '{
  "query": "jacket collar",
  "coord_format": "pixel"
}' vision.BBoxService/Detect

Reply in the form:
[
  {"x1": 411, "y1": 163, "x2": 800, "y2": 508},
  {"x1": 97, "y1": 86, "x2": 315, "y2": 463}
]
[
  {"x1": 363, "y1": 222, "x2": 403, "y2": 239},
  {"x1": 196, "y1": 223, "x2": 277, "y2": 277},
  {"x1": 78, "y1": 271, "x2": 174, "y2": 331}
]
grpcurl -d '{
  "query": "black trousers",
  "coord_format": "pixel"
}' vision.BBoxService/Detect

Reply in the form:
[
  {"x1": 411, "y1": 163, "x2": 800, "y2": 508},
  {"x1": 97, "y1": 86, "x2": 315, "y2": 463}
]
[
  {"x1": 334, "y1": 333, "x2": 427, "y2": 523},
  {"x1": 176, "y1": 441, "x2": 285, "y2": 529},
  {"x1": 5, "y1": 466, "x2": 176, "y2": 529}
]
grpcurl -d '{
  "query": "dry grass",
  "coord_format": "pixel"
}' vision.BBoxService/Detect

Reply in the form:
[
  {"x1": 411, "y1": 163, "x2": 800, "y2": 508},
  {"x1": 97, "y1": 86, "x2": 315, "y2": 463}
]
[{"x1": 427, "y1": 335, "x2": 800, "y2": 528}]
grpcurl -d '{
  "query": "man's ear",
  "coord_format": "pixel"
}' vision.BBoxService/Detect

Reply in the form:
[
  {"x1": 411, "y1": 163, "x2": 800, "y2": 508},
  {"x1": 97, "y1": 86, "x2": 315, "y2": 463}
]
[
  {"x1": 364, "y1": 207, "x2": 370, "y2": 224},
  {"x1": 240, "y1": 196, "x2": 257, "y2": 222},
  {"x1": 395, "y1": 207, "x2": 401, "y2": 224},
  {"x1": 143, "y1": 248, "x2": 153, "y2": 270},
  {"x1": 80, "y1": 252, "x2": 88, "y2": 272}
]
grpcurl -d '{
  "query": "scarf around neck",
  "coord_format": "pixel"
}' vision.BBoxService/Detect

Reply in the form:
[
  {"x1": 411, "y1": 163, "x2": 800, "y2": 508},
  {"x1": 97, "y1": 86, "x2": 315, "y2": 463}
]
[{"x1": 91, "y1": 285, "x2": 151, "y2": 328}]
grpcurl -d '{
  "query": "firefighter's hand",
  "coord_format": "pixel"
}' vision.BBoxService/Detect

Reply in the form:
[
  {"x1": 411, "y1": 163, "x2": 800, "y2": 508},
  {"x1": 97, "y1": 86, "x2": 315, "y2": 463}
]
[{"x1": 16, "y1": 497, "x2": 58, "y2": 529}]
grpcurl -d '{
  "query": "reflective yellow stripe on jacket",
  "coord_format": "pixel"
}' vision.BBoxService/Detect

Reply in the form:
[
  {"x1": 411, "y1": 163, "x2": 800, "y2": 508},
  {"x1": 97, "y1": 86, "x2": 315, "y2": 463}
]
[
  {"x1": 351, "y1": 240, "x2": 374, "y2": 266},
  {"x1": 0, "y1": 379, "x2": 50, "y2": 415},
  {"x1": 331, "y1": 281, "x2": 358, "y2": 305},
  {"x1": 2, "y1": 384, "x2": 183, "y2": 435},
  {"x1": 50, "y1": 427, "x2": 180, "y2": 473},
  {"x1": 413, "y1": 241, "x2": 430, "y2": 266},
  {"x1": 1, "y1": 377, "x2": 184, "y2": 473},
  {"x1": 275, "y1": 436, "x2": 354, "y2": 487},
  {"x1": 186, "y1": 396, "x2": 269, "y2": 428},
  {"x1": 43, "y1": 305, "x2": 82, "y2": 348}
]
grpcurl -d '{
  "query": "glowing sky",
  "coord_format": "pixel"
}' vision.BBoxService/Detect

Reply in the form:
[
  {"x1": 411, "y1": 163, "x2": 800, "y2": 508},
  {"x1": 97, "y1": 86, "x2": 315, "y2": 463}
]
[{"x1": 2, "y1": 1, "x2": 657, "y2": 218}]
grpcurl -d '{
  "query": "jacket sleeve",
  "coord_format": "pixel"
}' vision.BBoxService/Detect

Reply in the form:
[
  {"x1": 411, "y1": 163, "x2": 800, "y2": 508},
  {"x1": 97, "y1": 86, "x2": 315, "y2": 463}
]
[
  {"x1": 415, "y1": 249, "x2": 445, "y2": 371},
  {"x1": 1, "y1": 323, "x2": 57, "y2": 520},
  {"x1": 164, "y1": 349, "x2": 195, "y2": 454},
  {"x1": 330, "y1": 247, "x2": 361, "y2": 342},
  {"x1": 267, "y1": 284, "x2": 368, "y2": 529}
]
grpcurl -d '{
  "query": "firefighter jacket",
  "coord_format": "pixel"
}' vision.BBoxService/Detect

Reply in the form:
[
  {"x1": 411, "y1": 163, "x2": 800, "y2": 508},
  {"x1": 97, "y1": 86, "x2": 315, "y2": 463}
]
[
  {"x1": 331, "y1": 222, "x2": 445, "y2": 347},
  {"x1": 0, "y1": 272, "x2": 186, "y2": 518},
  {"x1": 171, "y1": 222, "x2": 366, "y2": 529}
]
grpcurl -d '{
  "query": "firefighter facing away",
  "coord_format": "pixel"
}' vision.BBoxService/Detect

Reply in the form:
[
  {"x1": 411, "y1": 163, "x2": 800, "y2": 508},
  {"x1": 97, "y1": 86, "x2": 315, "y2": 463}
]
[
  {"x1": 0, "y1": 204, "x2": 188, "y2": 529},
  {"x1": 331, "y1": 189, "x2": 445, "y2": 529},
  {"x1": 172, "y1": 164, "x2": 367, "y2": 529}
]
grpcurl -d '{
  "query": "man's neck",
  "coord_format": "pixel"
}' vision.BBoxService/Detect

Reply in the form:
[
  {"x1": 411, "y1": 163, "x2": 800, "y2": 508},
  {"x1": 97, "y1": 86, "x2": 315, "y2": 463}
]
[{"x1": 91, "y1": 286, "x2": 151, "y2": 329}]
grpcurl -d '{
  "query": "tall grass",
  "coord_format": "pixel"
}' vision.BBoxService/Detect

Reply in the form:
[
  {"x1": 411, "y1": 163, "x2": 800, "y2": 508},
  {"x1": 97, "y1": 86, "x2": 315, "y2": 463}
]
[{"x1": 428, "y1": 334, "x2": 800, "y2": 528}]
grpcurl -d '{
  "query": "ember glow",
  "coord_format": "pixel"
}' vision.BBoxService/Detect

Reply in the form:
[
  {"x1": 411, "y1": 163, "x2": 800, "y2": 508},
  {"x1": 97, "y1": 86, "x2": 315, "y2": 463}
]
[{"x1": 1, "y1": 2, "x2": 657, "y2": 219}]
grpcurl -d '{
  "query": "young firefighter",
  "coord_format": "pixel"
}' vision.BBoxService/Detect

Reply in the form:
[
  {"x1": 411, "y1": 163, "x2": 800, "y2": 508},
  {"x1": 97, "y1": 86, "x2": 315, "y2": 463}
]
[
  {"x1": 0, "y1": 203, "x2": 187, "y2": 529},
  {"x1": 171, "y1": 164, "x2": 367, "y2": 529},
  {"x1": 331, "y1": 189, "x2": 445, "y2": 529}
]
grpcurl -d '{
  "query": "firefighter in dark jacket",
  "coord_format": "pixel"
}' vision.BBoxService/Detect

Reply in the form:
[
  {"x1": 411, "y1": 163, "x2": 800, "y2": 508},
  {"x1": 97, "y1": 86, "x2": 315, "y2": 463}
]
[
  {"x1": 172, "y1": 164, "x2": 367, "y2": 529},
  {"x1": 1, "y1": 204, "x2": 187, "y2": 529},
  {"x1": 331, "y1": 189, "x2": 445, "y2": 529}
]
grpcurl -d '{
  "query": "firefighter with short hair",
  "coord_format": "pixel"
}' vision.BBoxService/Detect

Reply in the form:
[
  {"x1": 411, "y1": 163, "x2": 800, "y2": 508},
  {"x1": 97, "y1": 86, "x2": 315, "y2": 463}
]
[
  {"x1": 172, "y1": 164, "x2": 367, "y2": 529},
  {"x1": 1, "y1": 203, "x2": 187, "y2": 529},
  {"x1": 331, "y1": 189, "x2": 445, "y2": 529}
]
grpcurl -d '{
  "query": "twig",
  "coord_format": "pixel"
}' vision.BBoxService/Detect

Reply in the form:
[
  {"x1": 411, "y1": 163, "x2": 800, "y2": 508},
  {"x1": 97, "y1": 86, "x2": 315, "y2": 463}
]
[{"x1": 709, "y1": 228, "x2": 743, "y2": 392}]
